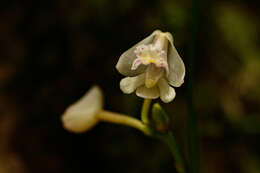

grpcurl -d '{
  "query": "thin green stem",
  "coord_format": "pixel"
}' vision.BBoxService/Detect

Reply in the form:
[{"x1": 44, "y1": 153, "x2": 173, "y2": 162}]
[
  {"x1": 160, "y1": 132, "x2": 186, "y2": 173},
  {"x1": 97, "y1": 110, "x2": 150, "y2": 135},
  {"x1": 187, "y1": 0, "x2": 200, "y2": 172},
  {"x1": 141, "y1": 99, "x2": 152, "y2": 124}
]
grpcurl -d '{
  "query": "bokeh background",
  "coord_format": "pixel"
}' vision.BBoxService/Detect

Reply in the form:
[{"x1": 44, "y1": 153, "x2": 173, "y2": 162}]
[{"x1": 0, "y1": 0, "x2": 260, "y2": 173}]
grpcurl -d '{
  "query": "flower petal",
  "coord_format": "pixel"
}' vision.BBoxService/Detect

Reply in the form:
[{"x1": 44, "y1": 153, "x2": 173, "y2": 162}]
[
  {"x1": 61, "y1": 86, "x2": 103, "y2": 133},
  {"x1": 165, "y1": 32, "x2": 185, "y2": 87},
  {"x1": 116, "y1": 30, "x2": 160, "y2": 77},
  {"x1": 136, "y1": 85, "x2": 160, "y2": 99},
  {"x1": 120, "y1": 74, "x2": 145, "y2": 94},
  {"x1": 158, "y1": 78, "x2": 176, "y2": 103}
]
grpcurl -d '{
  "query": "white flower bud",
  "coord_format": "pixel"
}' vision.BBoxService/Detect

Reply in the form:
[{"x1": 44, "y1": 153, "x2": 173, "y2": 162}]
[{"x1": 61, "y1": 86, "x2": 103, "y2": 133}]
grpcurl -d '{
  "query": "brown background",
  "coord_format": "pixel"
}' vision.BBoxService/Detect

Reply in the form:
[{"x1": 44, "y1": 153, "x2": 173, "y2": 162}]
[{"x1": 0, "y1": 0, "x2": 260, "y2": 173}]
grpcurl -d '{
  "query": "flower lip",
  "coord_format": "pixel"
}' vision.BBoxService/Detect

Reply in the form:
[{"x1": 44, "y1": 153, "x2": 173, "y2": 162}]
[
  {"x1": 61, "y1": 85, "x2": 103, "y2": 133},
  {"x1": 132, "y1": 43, "x2": 169, "y2": 75}
]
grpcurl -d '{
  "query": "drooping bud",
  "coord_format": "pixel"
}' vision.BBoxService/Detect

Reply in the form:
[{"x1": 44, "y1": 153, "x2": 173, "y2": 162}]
[{"x1": 151, "y1": 103, "x2": 169, "y2": 133}]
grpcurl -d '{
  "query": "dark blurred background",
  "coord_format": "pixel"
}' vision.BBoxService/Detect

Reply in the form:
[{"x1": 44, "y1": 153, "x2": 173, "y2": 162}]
[{"x1": 0, "y1": 0, "x2": 260, "y2": 173}]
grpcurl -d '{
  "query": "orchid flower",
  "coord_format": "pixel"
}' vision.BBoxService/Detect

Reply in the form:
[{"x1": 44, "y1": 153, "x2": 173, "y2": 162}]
[{"x1": 116, "y1": 30, "x2": 185, "y2": 103}]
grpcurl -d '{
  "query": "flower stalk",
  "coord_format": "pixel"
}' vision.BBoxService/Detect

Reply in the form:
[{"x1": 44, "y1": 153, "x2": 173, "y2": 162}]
[
  {"x1": 97, "y1": 110, "x2": 150, "y2": 135},
  {"x1": 187, "y1": 0, "x2": 200, "y2": 172},
  {"x1": 163, "y1": 132, "x2": 187, "y2": 173},
  {"x1": 141, "y1": 99, "x2": 152, "y2": 124}
]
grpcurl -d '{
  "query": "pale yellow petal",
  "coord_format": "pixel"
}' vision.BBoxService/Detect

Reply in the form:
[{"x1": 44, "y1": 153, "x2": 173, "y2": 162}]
[
  {"x1": 165, "y1": 32, "x2": 185, "y2": 87},
  {"x1": 120, "y1": 74, "x2": 145, "y2": 94},
  {"x1": 158, "y1": 78, "x2": 176, "y2": 103},
  {"x1": 136, "y1": 85, "x2": 160, "y2": 99}
]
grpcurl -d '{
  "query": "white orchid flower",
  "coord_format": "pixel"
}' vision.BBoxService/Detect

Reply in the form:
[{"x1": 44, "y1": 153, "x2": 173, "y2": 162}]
[{"x1": 116, "y1": 30, "x2": 185, "y2": 103}]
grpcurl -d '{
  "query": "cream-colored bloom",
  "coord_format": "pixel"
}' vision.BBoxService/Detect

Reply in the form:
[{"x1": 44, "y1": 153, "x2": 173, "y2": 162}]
[
  {"x1": 116, "y1": 30, "x2": 185, "y2": 103},
  {"x1": 61, "y1": 86, "x2": 103, "y2": 133}
]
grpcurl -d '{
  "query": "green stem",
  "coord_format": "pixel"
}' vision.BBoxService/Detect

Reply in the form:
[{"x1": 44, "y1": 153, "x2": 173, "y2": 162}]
[
  {"x1": 161, "y1": 132, "x2": 186, "y2": 173},
  {"x1": 187, "y1": 0, "x2": 200, "y2": 172},
  {"x1": 97, "y1": 110, "x2": 150, "y2": 135},
  {"x1": 141, "y1": 99, "x2": 152, "y2": 124}
]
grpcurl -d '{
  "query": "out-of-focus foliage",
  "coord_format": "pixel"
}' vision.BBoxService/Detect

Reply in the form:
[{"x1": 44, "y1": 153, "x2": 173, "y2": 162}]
[{"x1": 0, "y1": 0, "x2": 259, "y2": 173}]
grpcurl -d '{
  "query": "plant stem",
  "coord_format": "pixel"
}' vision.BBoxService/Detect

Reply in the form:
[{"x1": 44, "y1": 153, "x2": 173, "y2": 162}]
[
  {"x1": 161, "y1": 132, "x2": 186, "y2": 173},
  {"x1": 97, "y1": 110, "x2": 150, "y2": 135},
  {"x1": 141, "y1": 99, "x2": 152, "y2": 124},
  {"x1": 187, "y1": 0, "x2": 200, "y2": 172}
]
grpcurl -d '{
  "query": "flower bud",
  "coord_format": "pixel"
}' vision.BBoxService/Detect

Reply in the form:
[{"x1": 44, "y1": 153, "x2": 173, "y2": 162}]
[
  {"x1": 151, "y1": 103, "x2": 169, "y2": 133},
  {"x1": 61, "y1": 86, "x2": 103, "y2": 133}
]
